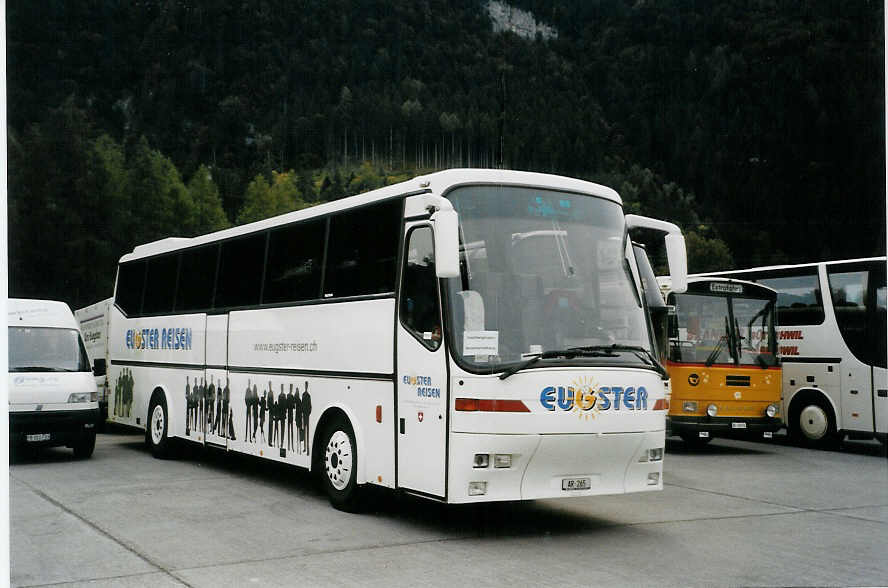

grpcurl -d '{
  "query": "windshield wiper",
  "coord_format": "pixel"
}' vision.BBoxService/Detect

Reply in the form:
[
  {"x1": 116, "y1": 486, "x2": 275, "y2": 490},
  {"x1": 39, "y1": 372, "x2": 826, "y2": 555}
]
[
  {"x1": 498, "y1": 347, "x2": 618, "y2": 380},
  {"x1": 571, "y1": 344, "x2": 668, "y2": 378},
  {"x1": 705, "y1": 317, "x2": 733, "y2": 367},
  {"x1": 9, "y1": 366, "x2": 73, "y2": 372}
]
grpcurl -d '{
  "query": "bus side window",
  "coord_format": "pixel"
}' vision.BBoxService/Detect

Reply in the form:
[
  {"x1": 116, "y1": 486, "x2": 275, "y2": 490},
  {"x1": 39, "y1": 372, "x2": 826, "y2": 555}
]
[
  {"x1": 400, "y1": 227, "x2": 441, "y2": 351},
  {"x1": 758, "y1": 272, "x2": 825, "y2": 326}
]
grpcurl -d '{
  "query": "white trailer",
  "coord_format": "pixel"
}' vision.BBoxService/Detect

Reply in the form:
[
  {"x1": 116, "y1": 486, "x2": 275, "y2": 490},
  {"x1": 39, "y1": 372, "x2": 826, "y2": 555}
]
[{"x1": 75, "y1": 297, "x2": 113, "y2": 423}]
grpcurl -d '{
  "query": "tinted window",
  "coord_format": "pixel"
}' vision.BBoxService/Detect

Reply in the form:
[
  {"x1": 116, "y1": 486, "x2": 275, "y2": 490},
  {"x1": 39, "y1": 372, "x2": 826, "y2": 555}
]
[
  {"x1": 323, "y1": 200, "x2": 401, "y2": 298},
  {"x1": 116, "y1": 261, "x2": 146, "y2": 315},
  {"x1": 215, "y1": 234, "x2": 267, "y2": 309},
  {"x1": 828, "y1": 267, "x2": 870, "y2": 365},
  {"x1": 176, "y1": 245, "x2": 218, "y2": 313},
  {"x1": 264, "y1": 219, "x2": 326, "y2": 303},
  {"x1": 400, "y1": 227, "x2": 441, "y2": 350},
  {"x1": 142, "y1": 254, "x2": 179, "y2": 314},
  {"x1": 756, "y1": 272, "x2": 825, "y2": 326}
]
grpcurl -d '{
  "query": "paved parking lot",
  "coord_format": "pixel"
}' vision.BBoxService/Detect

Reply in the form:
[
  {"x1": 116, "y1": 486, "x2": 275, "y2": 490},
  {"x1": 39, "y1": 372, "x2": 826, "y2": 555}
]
[{"x1": 9, "y1": 430, "x2": 888, "y2": 587}]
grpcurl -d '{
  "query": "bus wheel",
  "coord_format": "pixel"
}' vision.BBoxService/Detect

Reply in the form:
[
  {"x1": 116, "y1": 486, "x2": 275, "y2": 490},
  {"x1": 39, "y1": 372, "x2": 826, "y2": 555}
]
[
  {"x1": 791, "y1": 398, "x2": 837, "y2": 449},
  {"x1": 147, "y1": 395, "x2": 173, "y2": 459},
  {"x1": 319, "y1": 416, "x2": 362, "y2": 512},
  {"x1": 73, "y1": 431, "x2": 96, "y2": 459},
  {"x1": 680, "y1": 433, "x2": 712, "y2": 449}
]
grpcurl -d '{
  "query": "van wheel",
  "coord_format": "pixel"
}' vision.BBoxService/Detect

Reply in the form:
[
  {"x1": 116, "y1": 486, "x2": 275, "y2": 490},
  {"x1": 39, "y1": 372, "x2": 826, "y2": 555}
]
[
  {"x1": 73, "y1": 431, "x2": 96, "y2": 459},
  {"x1": 147, "y1": 395, "x2": 174, "y2": 458},
  {"x1": 790, "y1": 397, "x2": 837, "y2": 449},
  {"x1": 318, "y1": 415, "x2": 362, "y2": 512}
]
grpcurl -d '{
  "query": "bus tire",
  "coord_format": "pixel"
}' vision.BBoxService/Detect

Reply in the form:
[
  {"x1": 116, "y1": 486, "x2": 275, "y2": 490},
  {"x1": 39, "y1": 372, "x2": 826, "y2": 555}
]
[
  {"x1": 790, "y1": 396, "x2": 837, "y2": 449},
  {"x1": 146, "y1": 394, "x2": 174, "y2": 459},
  {"x1": 318, "y1": 415, "x2": 362, "y2": 512},
  {"x1": 73, "y1": 431, "x2": 96, "y2": 459},
  {"x1": 680, "y1": 433, "x2": 712, "y2": 449}
]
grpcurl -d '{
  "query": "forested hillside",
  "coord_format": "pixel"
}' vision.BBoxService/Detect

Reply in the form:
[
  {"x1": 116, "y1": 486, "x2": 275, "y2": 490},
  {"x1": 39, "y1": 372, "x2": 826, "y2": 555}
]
[{"x1": 7, "y1": 0, "x2": 884, "y2": 308}]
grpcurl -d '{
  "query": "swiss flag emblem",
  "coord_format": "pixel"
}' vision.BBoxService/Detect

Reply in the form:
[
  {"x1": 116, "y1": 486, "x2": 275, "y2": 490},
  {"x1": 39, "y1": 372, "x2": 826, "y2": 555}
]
[{"x1": 418, "y1": 411, "x2": 424, "y2": 422}]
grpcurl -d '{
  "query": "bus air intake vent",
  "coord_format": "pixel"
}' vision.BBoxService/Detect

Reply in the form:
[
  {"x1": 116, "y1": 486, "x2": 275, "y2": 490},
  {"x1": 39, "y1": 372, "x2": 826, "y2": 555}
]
[{"x1": 726, "y1": 375, "x2": 751, "y2": 387}]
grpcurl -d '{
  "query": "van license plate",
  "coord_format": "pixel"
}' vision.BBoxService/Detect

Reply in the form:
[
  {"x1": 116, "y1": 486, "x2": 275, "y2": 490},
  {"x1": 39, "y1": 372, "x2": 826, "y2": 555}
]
[
  {"x1": 562, "y1": 477, "x2": 591, "y2": 491},
  {"x1": 732, "y1": 422, "x2": 747, "y2": 429},
  {"x1": 26, "y1": 433, "x2": 50, "y2": 442}
]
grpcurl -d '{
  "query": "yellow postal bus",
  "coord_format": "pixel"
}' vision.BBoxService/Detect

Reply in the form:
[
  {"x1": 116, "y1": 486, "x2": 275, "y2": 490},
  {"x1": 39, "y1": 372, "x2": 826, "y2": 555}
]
[{"x1": 658, "y1": 276, "x2": 782, "y2": 447}]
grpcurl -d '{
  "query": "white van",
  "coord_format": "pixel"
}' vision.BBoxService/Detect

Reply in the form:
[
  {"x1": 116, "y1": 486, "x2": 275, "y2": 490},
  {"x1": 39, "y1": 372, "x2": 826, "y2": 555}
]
[
  {"x1": 75, "y1": 297, "x2": 113, "y2": 423},
  {"x1": 8, "y1": 298, "x2": 100, "y2": 458}
]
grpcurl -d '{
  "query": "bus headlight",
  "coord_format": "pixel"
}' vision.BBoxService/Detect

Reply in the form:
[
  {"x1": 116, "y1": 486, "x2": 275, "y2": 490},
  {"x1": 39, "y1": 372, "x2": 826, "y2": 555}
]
[
  {"x1": 706, "y1": 404, "x2": 718, "y2": 417},
  {"x1": 473, "y1": 454, "x2": 490, "y2": 468},
  {"x1": 68, "y1": 392, "x2": 95, "y2": 403},
  {"x1": 766, "y1": 404, "x2": 779, "y2": 418},
  {"x1": 493, "y1": 454, "x2": 512, "y2": 468},
  {"x1": 683, "y1": 401, "x2": 697, "y2": 413},
  {"x1": 638, "y1": 448, "x2": 664, "y2": 463}
]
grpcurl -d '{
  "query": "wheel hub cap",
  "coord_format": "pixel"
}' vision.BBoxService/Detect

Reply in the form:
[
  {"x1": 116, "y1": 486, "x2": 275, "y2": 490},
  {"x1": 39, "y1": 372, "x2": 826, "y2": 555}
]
[
  {"x1": 325, "y1": 430, "x2": 353, "y2": 491},
  {"x1": 799, "y1": 405, "x2": 828, "y2": 440},
  {"x1": 151, "y1": 405, "x2": 165, "y2": 444}
]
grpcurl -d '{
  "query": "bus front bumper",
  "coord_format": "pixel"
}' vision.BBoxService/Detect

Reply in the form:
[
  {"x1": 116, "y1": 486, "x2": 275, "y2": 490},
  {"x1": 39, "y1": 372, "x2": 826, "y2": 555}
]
[
  {"x1": 668, "y1": 415, "x2": 782, "y2": 440},
  {"x1": 9, "y1": 408, "x2": 100, "y2": 447},
  {"x1": 447, "y1": 430, "x2": 665, "y2": 503}
]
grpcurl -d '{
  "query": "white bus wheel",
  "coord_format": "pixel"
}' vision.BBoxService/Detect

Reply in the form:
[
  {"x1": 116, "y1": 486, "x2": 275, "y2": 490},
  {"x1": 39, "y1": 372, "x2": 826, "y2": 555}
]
[
  {"x1": 147, "y1": 395, "x2": 173, "y2": 459},
  {"x1": 791, "y1": 397, "x2": 837, "y2": 449},
  {"x1": 319, "y1": 416, "x2": 362, "y2": 512}
]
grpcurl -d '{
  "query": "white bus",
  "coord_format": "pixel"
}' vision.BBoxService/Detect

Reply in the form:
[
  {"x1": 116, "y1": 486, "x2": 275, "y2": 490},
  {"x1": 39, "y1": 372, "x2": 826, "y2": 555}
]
[
  {"x1": 710, "y1": 257, "x2": 887, "y2": 447},
  {"x1": 75, "y1": 297, "x2": 113, "y2": 423},
  {"x1": 107, "y1": 169, "x2": 687, "y2": 510}
]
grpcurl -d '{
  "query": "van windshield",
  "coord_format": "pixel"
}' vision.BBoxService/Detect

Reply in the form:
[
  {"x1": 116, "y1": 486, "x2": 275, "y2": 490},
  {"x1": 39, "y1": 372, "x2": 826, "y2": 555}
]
[{"x1": 8, "y1": 327, "x2": 91, "y2": 372}]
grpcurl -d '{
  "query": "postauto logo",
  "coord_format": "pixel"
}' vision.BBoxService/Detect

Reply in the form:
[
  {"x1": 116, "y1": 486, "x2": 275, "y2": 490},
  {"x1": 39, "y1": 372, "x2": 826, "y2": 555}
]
[{"x1": 539, "y1": 383, "x2": 649, "y2": 412}]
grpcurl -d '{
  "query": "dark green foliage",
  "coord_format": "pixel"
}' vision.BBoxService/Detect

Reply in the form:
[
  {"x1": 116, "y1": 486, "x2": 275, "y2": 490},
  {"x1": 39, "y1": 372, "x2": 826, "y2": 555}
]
[{"x1": 6, "y1": 0, "x2": 884, "y2": 308}]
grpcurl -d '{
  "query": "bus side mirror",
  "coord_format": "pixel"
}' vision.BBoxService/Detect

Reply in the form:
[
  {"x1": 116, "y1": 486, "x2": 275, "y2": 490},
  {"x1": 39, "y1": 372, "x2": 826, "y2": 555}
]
[
  {"x1": 432, "y1": 208, "x2": 460, "y2": 278},
  {"x1": 665, "y1": 233, "x2": 688, "y2": 293},
  {"x1": 93, "y1": 358, "x2": 107, "y2": 377},
  {"x1": 625, "y1": 215, "x2": 688, "y2": 294}
]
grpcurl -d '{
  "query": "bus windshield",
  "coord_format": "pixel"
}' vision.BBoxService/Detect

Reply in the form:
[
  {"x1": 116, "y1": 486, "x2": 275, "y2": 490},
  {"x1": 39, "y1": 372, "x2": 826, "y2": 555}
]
[
  {"x1": 668, "y1": 293, "x2": 776, "y2": 365},
  {"x1": 732, "y1": 296, "x2": 776, "y2": 365},
  {"x1": 445, "y1": 185, "x2": 649, "y2": 371},
  {"x1": 8, "y1": 327, "x2": 91, "y2": 372}
]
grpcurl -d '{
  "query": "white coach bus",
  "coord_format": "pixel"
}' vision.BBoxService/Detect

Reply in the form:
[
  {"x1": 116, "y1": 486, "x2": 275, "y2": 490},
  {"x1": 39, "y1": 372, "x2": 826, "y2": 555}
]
[
  {"x1": 107, "y1": 169, "x2": 687, "y2": 510},
  {"x1": 710, "y1": 257, "x2": 886, "y2": 447}
]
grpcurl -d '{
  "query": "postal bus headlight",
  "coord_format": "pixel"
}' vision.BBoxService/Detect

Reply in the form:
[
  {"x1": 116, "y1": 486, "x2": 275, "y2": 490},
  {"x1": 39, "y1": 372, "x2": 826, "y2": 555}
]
[
  {"x1": 683, "y1": 401, "x2": 697, "y2": 413},
  {"x1": 766, "y1": 403, "x2": 779, "y2": 418},
  {"x1": 706, "y1": 403, "x2": 718, "y2": 417}
]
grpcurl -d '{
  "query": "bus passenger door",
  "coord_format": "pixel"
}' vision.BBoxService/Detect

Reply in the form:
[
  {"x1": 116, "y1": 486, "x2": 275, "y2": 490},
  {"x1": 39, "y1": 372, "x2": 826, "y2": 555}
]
[
  {"x1": 829, "y1": 264, "x2": 877, "y2": 434},
  {"x1": 397, "y1": 224, "x2": 448, "y2": 498},
  {"x1": 204, "y1": 314, "x2": 229, "y2": 448}
]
